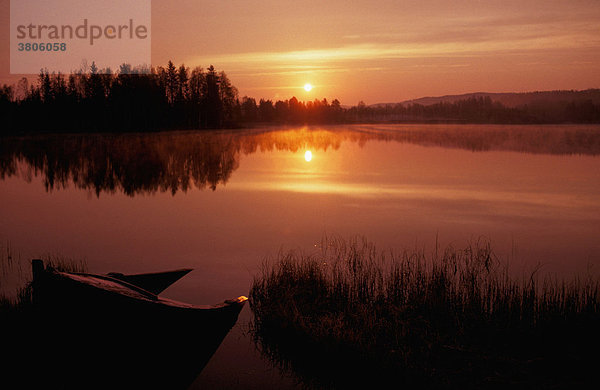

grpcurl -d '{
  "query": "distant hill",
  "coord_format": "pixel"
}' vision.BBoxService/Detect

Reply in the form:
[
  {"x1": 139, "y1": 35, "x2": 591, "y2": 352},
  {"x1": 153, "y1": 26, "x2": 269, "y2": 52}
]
[{"x1": 371, "y1": 89, "x2": 600, "y2": 108}]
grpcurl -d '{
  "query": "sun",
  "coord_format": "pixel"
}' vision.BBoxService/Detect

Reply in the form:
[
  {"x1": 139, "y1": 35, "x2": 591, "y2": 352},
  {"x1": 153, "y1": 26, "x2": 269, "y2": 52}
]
[
  {"x1": 304, "y1": 150, "x2": 312, "y2": 162},
  {"x1": 304, "y1": 83, "x2": 313, "y2": 92}
]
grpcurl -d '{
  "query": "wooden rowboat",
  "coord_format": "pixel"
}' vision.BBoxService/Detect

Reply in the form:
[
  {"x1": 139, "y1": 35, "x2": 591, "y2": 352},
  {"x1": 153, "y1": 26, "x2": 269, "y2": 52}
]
[
  {"x1": 32, "y1": 259, "x2": 247, "y2": 317},
  {"x1": 30, "y1": 259, "x2": 248, "y2": 389}
]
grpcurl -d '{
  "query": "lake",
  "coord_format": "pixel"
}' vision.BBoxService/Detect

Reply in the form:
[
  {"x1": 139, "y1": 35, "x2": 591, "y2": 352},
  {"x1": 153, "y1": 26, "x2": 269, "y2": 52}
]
[{"x1": 1, "y1": 124, "x2": 599, "y2": 388}]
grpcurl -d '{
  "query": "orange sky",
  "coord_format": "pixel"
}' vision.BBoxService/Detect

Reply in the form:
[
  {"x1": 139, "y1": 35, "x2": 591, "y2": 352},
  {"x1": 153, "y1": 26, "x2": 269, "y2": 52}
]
[{"x1": 2, "y1": 0, "x2": 600, "y2": 104}]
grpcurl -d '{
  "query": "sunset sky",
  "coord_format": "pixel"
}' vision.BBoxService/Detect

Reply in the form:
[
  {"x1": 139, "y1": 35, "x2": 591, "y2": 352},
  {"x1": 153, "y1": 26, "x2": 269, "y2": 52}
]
[{"x1": 2, "y1": 0, "x2": 600, "y2": 104}]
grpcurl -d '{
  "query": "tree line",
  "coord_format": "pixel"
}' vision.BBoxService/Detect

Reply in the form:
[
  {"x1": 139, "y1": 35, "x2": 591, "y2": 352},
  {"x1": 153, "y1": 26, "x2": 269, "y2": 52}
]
[
  {"x1": 1, "y1": 61, "x2": 239, "y2": 133},
  {"x1": 1, "y1": 61, "x2": 599, "y2": 134},
  {"x1": 353, "y1": 96, "x2": 600, "y2": 124}
]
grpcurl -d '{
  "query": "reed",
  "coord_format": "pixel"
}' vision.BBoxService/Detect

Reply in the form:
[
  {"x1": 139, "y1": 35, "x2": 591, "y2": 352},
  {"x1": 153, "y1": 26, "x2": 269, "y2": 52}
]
[
  {"x1": 250, "y1": 236, "x2": 600, "y2": 388},
  {"x1": 0, "y1": 246, "x2": 87, "y2": 313}
]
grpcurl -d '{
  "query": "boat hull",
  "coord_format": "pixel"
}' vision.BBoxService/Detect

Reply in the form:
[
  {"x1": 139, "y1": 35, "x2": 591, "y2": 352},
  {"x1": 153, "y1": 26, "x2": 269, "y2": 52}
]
[{"x1": 26, "y1": 260, "x2": 247, "y2": 389}]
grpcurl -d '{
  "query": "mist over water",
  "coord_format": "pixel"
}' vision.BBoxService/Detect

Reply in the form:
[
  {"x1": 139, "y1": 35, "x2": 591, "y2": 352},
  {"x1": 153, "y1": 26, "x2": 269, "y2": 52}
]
[{"x1": 1, "y1": 124, "x2": 599, "y2": 387}]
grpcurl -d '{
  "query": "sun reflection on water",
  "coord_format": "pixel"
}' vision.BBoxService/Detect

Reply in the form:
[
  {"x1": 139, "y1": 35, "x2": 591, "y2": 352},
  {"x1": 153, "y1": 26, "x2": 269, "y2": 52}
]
[{"x1": 304, "y1": 150, "x2": 312, "y2": 162}]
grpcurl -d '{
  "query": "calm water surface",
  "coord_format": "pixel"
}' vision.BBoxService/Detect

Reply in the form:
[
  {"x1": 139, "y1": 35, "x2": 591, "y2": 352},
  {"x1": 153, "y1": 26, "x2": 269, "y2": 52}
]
[{"x1": 1, "y1": 124, "x2": 599, "y2": 387}]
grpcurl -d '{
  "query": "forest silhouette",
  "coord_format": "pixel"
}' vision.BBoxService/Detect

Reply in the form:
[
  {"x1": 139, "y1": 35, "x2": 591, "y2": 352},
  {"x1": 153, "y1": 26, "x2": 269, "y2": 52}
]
[{"x1": 1, "y1": 61, "x2": 599, "y2": 134}]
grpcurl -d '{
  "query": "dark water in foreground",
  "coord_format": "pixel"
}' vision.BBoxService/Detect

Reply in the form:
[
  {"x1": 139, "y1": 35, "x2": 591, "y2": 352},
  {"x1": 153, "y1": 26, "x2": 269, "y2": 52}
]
[{"x1": 1, "y1": 124, "x2": 599, "y2": 387}]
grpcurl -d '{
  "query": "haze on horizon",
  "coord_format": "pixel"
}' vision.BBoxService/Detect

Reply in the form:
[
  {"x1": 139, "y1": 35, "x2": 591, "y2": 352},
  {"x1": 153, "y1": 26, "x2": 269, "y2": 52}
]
[{"x1": 1, "y1": 0, "x2": 600, "y2": 105}]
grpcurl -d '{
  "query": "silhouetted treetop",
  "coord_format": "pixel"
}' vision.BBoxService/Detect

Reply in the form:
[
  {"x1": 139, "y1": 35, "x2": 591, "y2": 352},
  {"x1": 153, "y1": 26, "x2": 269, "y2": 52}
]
[{"x1": 1, "y1": 62, "x2": 598, "y2": 135}]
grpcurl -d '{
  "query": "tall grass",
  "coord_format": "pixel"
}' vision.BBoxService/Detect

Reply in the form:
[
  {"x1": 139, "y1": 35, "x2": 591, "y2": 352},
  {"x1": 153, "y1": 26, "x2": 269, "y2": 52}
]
[
  {"x1": 0, "y1": 243, "x2": 87, "y2": 314},
  {"x1": 0, "y1": 241, "x2": 30, "y2": 313},
  {"x1": 250, "y1": 237, "x2": 600, "y2": 388}
]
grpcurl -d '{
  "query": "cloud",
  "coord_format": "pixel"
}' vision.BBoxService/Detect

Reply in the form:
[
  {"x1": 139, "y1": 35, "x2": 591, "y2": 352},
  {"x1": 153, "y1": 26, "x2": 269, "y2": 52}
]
[
  {"x1": 184, "y1": 6, "x2": 600, "y2": 72},
  {"x1": 190, "y1": 28, "x2": 599, "y2": 72}
]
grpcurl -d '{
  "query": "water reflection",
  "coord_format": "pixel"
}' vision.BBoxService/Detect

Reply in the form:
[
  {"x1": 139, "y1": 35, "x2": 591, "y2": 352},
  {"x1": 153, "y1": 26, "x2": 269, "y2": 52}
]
[
  {"x1": 1, "y1": 124, "x2": 599, "y2": 196},
  {"x1": 304, "y1": 150, "x2": 312, "y2": 162},
  {"x1": 1, "y1": 124, "x2": 599, "y2": 388},
  {"x1": 0, "y1": 131, "x2": 241, "y2": 196}
]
